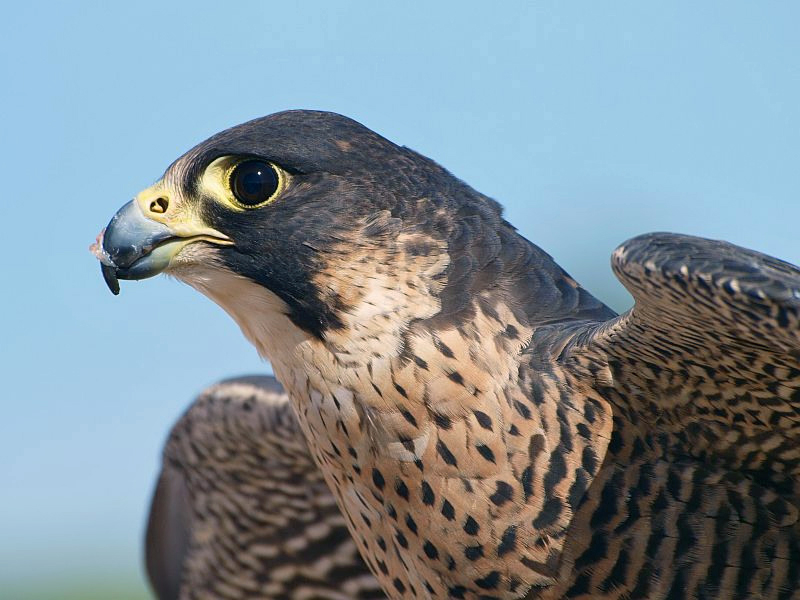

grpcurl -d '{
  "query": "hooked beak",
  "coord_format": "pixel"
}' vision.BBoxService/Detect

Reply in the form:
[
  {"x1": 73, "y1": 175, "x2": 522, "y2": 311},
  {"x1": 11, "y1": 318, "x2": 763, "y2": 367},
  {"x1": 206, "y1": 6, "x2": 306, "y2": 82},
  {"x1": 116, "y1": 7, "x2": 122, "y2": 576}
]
[{"x1": 92, "y1": 200, "x2": 231, "y2": 295}]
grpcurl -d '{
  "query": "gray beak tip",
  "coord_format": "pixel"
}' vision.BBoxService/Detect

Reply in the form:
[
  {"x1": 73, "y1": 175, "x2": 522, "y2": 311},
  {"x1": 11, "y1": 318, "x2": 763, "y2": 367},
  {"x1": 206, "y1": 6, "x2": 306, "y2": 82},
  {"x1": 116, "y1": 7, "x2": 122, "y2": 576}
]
[
  {"x1": 91, "y1": 227, "x2": 121, "y2": 295},
  {"x1": 94, "y1": 200, "x2": 179, "y2": 294},
  {"x1": 101, "y1": 263, "x2": 121, "y2": 295}
]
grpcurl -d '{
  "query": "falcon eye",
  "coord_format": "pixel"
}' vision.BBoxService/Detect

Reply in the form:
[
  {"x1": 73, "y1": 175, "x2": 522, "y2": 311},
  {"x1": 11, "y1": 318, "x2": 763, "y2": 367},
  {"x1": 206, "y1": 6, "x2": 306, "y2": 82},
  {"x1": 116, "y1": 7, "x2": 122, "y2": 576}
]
[{"x1": 229, "y1": 160, "x2": 280, "y2": 207}]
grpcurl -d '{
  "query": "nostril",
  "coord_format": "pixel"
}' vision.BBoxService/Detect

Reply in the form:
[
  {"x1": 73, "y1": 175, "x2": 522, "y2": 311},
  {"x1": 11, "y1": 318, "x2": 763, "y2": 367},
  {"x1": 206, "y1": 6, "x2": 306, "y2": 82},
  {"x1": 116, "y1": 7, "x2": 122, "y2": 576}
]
[{"x1": 149, "y1": 197, "x2": 169, "y2": 214}]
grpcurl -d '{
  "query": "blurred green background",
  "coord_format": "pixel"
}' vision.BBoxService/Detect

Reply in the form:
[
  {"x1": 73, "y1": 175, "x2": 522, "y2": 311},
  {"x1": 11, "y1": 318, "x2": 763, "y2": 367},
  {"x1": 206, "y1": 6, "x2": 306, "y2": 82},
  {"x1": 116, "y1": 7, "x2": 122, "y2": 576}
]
[{"x1": 2, "y1": 2, "x2": 798, "y2": 598}]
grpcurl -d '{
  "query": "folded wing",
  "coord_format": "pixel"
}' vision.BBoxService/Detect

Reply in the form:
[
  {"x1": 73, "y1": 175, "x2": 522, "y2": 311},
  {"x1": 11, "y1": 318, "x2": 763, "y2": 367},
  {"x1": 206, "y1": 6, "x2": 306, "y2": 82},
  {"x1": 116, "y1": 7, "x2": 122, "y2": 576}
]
[{"x1": 572, "y1": 232, "x2": 800, "y2": 491}]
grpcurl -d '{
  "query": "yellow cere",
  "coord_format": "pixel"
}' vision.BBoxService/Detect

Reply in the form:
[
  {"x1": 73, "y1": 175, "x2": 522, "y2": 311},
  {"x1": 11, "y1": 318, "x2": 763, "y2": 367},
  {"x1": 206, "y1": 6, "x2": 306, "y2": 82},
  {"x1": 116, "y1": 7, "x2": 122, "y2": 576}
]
[{"x1": 134, "y1": 180, "x2": 233, "y2": 244}]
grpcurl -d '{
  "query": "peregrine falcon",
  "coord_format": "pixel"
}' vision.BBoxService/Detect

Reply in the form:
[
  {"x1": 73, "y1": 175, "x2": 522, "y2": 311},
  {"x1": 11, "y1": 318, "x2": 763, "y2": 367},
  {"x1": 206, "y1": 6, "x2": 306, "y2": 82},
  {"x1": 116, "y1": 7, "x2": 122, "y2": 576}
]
[
  {"x1": 145, "y1": 375, "x2": 383, "y2": 599},
  {"x1": 94, "y1": 111, "x2": 800, "y2": 599}
]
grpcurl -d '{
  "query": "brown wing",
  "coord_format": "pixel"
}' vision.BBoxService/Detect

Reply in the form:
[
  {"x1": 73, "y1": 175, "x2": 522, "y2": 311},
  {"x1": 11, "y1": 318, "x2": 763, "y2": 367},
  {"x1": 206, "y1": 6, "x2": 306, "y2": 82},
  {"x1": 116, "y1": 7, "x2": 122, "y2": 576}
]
[
  {"x1": 526, "y1": 233, "x2": 800, "y2": 598},
  {"x1": 572, "y1": 232, "x2": 800, "y2": 491},
  {"x1": 144, "y1": 465, "x2": 191, "y2": 600},
  {"x1": 143, "y1": 376, "x2": 385, "y2": 599}
]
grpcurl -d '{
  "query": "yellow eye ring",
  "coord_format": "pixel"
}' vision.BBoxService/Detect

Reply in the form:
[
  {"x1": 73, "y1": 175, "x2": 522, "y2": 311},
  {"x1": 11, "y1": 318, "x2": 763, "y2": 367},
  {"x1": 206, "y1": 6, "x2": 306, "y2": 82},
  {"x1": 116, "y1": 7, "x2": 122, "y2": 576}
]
[
  {"x1": 197, "y1": 156, "x2": 288, "y2": 212},
  {"x1": 226, "y1": 159, "x2": 285, "y2": 209}
]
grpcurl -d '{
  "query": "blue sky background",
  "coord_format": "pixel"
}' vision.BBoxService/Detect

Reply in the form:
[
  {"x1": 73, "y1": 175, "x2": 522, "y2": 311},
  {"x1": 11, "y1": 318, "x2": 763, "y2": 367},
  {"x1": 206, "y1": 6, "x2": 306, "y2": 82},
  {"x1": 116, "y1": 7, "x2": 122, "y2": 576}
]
[{"x1": 2, "y1": 2, "x2": 798, "y2": 597}]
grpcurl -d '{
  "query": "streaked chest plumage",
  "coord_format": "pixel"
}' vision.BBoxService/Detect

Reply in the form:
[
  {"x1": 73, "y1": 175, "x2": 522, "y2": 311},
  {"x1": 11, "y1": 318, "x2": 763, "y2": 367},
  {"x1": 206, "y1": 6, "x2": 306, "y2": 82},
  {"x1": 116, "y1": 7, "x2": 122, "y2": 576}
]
[
  {"x1": 177, "y1": 235, "x2": 611, "y2": 599},
  {"x1": 267, "y1": 305, "x2": 610, "y2": 600}
]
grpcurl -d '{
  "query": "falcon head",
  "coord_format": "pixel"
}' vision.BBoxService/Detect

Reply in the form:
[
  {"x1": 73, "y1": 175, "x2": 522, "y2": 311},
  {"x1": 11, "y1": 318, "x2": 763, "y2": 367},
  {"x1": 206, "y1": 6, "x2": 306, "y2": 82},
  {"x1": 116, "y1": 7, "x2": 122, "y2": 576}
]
[{"x1": 95, "y1": 110, "x2": 502, "y2": 340}]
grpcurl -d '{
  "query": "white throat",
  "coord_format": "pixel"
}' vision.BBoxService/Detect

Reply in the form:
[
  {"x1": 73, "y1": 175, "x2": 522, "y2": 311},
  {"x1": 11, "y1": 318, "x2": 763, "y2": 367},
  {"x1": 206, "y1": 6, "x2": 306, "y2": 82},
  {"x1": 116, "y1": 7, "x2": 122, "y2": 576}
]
[{"x1": 172, "y1": 265, "x2": 313, "y2": 370}]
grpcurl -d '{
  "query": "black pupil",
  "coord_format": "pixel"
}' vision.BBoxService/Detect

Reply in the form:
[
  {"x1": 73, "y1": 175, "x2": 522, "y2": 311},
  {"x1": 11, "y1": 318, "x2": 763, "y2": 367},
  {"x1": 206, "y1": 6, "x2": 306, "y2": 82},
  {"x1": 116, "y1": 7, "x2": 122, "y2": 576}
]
[{"x1": 231, "y1": 160, "x2": 278, "y2": 206}]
